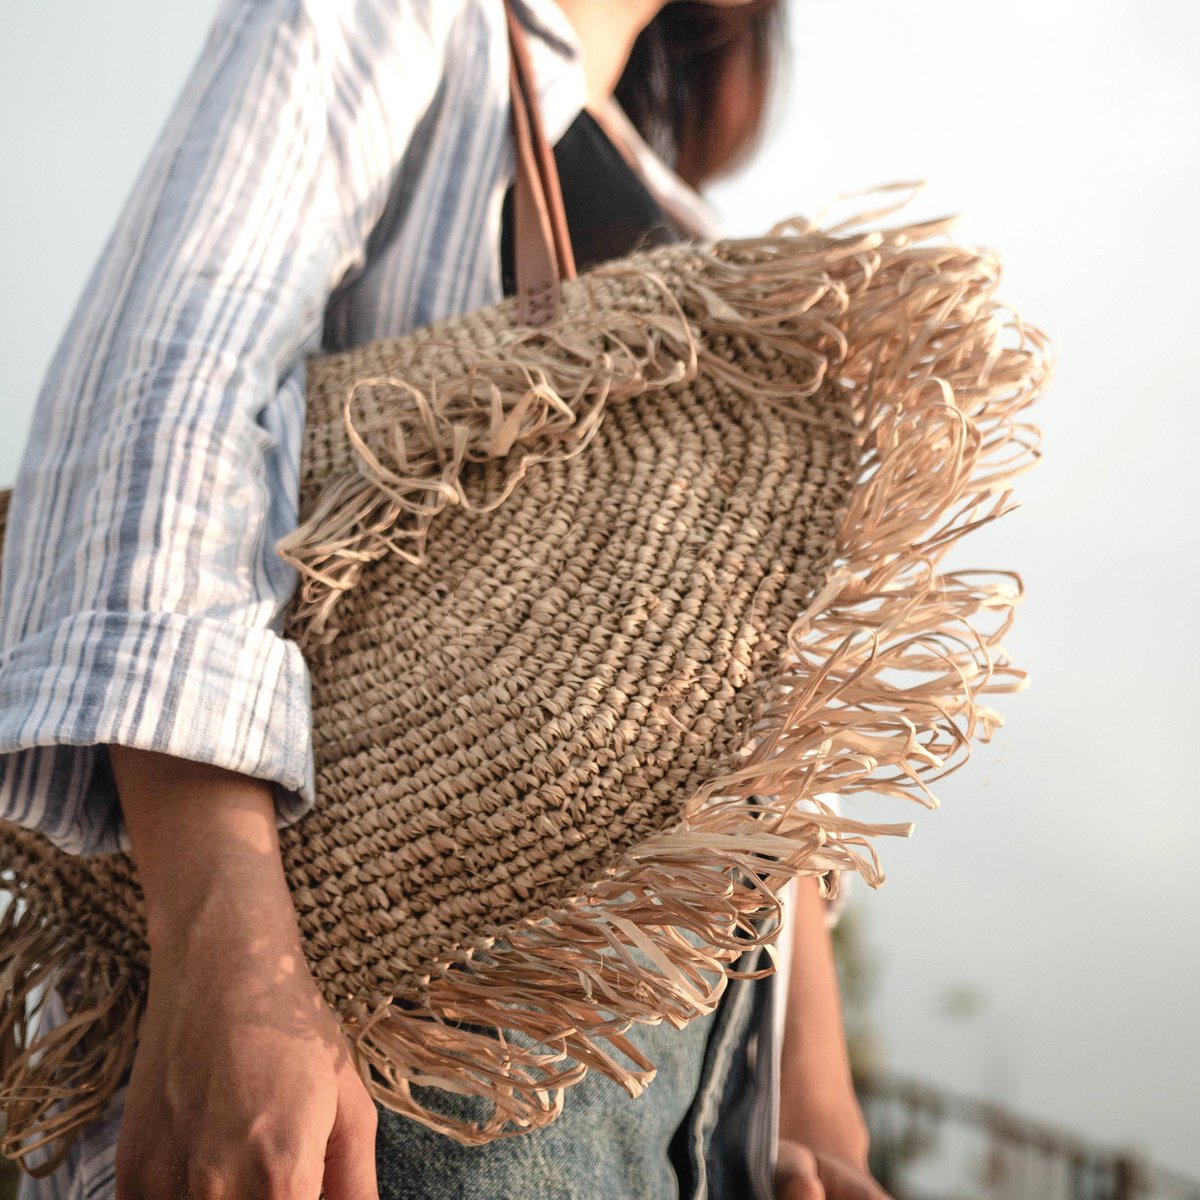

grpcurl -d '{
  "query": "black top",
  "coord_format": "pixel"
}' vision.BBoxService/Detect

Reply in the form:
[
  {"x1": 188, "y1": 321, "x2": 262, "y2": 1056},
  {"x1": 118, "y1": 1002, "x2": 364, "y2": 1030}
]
[{"x1": 500, "y1": 108, "x2": 683, "y2": 296}]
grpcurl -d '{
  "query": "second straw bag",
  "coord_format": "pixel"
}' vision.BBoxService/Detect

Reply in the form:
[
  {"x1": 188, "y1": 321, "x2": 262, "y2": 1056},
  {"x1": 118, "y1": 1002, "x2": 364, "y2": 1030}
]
[{"x1": 0, "y1": 0, "x2": 1050, "y2": 1175}]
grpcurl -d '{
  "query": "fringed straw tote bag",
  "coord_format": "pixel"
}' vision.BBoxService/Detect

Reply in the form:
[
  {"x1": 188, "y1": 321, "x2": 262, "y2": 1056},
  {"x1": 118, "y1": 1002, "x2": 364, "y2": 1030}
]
[{"x1": 0, "y1": 0, "x2": 1051, "y2": 1176}]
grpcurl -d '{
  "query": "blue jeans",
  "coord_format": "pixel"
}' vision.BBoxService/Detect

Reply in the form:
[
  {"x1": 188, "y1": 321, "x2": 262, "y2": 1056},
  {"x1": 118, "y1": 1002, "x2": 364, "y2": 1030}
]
[
  {"x1": 14, "y1": 942, "x2": 771, "y2": 1200},
  {"x1": 373, "y1": 942, "x2": 771, "y2": 1200}
]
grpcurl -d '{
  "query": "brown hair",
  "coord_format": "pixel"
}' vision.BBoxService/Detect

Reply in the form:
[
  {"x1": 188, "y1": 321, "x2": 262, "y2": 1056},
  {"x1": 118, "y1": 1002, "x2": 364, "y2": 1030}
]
[{"x1": 613, "y1": 0, "x2": 787, "y2": 189}]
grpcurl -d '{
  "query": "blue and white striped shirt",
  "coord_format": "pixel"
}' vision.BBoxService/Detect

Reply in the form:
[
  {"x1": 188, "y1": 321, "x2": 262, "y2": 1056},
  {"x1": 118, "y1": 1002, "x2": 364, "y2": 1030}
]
[
  {"x1": 0, "y1": 0, "x2": 603, "y2": 858},
  {"x1": 2, "y1": 1, "x2": 841, "y2": 1196}
]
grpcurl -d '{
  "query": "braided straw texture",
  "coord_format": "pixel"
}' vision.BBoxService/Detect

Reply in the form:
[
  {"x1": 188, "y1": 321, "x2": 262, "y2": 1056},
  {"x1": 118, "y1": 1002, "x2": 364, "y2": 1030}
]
[{"x1": 0, "y1": 186, "x2": 1050, "y2": 1173}]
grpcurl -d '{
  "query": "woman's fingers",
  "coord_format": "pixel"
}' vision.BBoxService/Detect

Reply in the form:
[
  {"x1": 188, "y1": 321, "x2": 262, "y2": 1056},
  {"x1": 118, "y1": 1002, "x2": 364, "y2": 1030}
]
[
  {"x1": 322, "y1": 1079, "x2": 381, "y2": 1200},
  {"x1": 776, "y1": 1136, "x2": 897, "y2": 1200},
  {"x1": 776, "y1": 1138, "x2": 825, "y2": 1199},
  {"x1": 814, "y1": 1149, "x2": 896, "y2": 1200}
]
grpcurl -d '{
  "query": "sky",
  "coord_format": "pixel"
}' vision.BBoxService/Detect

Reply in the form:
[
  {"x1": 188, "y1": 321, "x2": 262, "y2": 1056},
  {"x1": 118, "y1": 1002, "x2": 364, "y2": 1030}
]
[{"x1": 2, "y1": 0, "x2": 1198, "y2": 1181}]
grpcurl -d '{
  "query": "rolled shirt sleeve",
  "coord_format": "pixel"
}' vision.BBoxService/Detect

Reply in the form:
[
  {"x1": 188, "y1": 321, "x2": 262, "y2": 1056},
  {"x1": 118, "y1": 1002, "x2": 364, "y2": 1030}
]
[{"x1": 0, "y1": 0, "x2": 446, "y2": 855}]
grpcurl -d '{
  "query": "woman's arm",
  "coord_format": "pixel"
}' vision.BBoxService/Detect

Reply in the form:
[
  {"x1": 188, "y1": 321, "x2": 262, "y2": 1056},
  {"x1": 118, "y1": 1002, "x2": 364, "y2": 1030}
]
[
  {"x1": 0, "y1": 2, "x2": 454, "y2": 1192},
  {"x1": 110, "y1": 744, "x2": 378, "y2": 1200},
  {"x1": 778, "y1": 874, "x2": 866, "y2": 1158},
  {"x1": 775, "y1": 874, "x2": 891, "y2": 1199},
  {"x1": 0, "y1": 0, "x2": 445, "y2": 857}
]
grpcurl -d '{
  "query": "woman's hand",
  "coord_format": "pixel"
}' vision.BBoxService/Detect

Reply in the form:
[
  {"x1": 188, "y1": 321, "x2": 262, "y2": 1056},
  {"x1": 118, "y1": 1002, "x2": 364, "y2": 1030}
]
[
  {"x1": 108, "y1": 746, "x2": 380, "y2": 1200},
  {"x1": 775, "y1": 1137, "x2": 893, "y2": 1200},
  {"x1": 774, "y1": 1088, "x2": 891, "y2": 1199},
  {"x1": 117, "y1": 906, "x2": 378, "y2": 1200}
]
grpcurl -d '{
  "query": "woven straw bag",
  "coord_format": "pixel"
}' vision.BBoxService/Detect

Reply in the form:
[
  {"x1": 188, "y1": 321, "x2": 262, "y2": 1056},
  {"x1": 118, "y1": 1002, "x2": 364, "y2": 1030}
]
[{"x1": 0, "y1": 0, "x2": 1051, "y2": 1177}]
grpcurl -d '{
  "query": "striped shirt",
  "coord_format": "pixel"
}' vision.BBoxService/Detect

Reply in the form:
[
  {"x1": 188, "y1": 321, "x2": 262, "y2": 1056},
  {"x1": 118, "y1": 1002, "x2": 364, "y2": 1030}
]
[{"x1": 1, "y1": 1, "x2": 844, "y2": 1196}]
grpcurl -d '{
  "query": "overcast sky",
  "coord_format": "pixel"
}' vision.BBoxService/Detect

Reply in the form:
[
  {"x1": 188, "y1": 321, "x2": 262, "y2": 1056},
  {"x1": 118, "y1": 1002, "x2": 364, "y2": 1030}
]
[{"x1": 2, "y1": 0, "x2": 1197, "y2": 1180}]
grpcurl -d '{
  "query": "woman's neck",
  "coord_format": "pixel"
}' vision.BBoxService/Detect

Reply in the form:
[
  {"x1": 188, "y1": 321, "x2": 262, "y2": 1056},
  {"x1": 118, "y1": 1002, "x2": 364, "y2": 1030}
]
[{"x1": 552, "y1": 0, "x2": 666, "y2": 109}]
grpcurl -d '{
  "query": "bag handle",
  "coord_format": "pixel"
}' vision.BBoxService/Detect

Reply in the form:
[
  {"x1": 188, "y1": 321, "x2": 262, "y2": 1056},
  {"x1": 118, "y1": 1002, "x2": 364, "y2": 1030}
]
[{"x1": 504, "y1": 0, "x2": 576, "y2": 325}]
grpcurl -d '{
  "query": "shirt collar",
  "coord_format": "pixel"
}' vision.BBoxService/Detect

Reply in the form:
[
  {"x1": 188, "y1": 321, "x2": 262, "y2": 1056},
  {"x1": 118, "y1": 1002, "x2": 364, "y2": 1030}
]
[
  {"x1": 502, "y1": 0, "x2": 722, "y2": 240},
  {"x1": 504, "y1": 0, "x2": 587, "y2": 145},
  {"x1": 505, "y1": 0, "x2": 583, "y2": 62}
]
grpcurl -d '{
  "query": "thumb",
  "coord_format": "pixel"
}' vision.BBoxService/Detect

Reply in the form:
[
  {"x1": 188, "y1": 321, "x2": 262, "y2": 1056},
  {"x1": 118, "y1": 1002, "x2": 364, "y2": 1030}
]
[
  {"x1": 776, "y1": 1138, "x2": 825, "y2": 1200},
  {"x1": 322, "y1": 1098, "x2": 380, "y2": 1200}
]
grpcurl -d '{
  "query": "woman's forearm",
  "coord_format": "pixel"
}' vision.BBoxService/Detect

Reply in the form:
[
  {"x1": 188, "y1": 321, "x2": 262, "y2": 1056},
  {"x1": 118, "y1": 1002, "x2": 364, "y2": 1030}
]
[
  {"x1": 777, "y1": 873, "x2": 870, "y2": 1165},
  {"x1": 107, "y1": 745, "x2": 302, "y2": 954},
  {"x1": 105, "y1": 745, "x2": 381, "y2": 1199}
]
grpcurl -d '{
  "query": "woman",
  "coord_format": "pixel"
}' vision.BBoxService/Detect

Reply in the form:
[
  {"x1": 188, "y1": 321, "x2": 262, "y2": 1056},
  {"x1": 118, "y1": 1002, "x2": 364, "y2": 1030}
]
[{"x1": 0, "y1": 0, "x2": 888, "y2": 1196}]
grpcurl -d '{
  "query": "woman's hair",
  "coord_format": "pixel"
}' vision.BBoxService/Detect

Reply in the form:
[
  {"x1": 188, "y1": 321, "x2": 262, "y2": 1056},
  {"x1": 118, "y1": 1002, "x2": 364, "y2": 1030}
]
[{"x1": 614, "y1": 0, "x2": 787, "y2": 189}]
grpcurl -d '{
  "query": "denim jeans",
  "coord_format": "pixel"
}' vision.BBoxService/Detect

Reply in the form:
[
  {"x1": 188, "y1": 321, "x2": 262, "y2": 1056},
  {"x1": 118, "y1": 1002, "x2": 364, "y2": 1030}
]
[
  {"x1": 373, "y1": 942, "x2": 771, "y2": 1200},
  {"x1": 15, "y1": 944, "x2": 772, "y2": 1200}
]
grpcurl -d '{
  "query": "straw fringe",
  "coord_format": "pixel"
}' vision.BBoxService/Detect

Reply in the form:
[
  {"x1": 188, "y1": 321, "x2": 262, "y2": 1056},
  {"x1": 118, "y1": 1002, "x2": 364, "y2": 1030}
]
[
  {"x1": 277, "y1": 271, "x2": 706, "y2": 653},
  {"x1": 0, "y1": 185, "x2": 1051, "y2": 1159},
  {"x1": 0, "y1": 885, "x2": 144, "y2": 1177},
  {"x1": 282, "y1": 191, "x2": 1050, "y2": 1140}
]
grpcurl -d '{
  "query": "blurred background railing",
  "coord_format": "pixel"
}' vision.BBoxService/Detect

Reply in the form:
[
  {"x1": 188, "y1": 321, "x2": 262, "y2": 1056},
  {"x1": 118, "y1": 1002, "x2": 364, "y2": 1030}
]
[{"x1": 857, "y1": 1070, "x2": 1200, "y2": 1200}]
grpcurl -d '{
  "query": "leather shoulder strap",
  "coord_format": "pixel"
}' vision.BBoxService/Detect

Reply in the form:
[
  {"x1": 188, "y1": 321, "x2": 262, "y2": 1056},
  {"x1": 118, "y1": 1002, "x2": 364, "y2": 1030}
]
[{"x1": 504, "y1": 0, "x2": 576, "y2": 326}]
